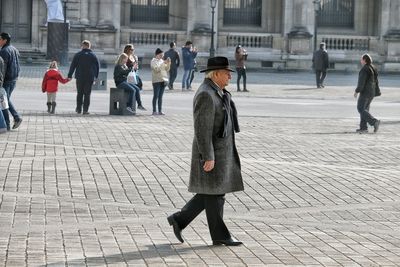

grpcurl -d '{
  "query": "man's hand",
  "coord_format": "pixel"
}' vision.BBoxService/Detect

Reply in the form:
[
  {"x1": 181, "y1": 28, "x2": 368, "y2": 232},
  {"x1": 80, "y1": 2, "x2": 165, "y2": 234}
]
[
  {"x1": 203, "y1": 160, "x2": 215, "y2": 172},
  {"x1": 354, "y1": 92, "x2": 358, "y2": 98}
]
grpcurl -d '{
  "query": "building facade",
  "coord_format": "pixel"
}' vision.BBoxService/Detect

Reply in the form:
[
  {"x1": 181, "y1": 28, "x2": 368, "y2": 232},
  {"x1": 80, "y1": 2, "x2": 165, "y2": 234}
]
[{"x1": 1, "y1": 0, "x2": 400, "y2": 71}]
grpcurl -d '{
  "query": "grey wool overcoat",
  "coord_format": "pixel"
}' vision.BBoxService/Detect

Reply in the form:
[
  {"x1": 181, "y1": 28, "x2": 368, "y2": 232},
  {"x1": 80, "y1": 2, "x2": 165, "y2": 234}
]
[{"x1": 188, "y1": 78, "x2": 244, "y2": 195}]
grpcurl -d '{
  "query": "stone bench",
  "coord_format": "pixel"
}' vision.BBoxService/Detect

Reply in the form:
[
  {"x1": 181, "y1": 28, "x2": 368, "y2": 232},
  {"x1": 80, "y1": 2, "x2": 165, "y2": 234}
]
[{"x1": 109, "y1": 87, "x2": 133, "y2": 115}]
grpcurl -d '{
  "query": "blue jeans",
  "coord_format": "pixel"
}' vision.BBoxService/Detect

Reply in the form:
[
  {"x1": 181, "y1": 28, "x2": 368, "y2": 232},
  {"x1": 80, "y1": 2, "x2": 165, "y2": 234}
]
[
  {"x1": 117, "y1": 81, "x2": 137, "y2": 110},
  {"x1": 0, "y1": 109, "x2": 7, "y2": 131},
  {"x1": 152, "y1": 82, "x2": 166, "y2": 113},
  {"x1": 3, "y1": 80, "x2": 20, "y2": 120},
  {"x1": 182, "y1": 69, "x2": 191, "y2": 89},
  {"x1": 1, "y1": 110, "x2": 10, "y2": 130},
  {"x1": 132, "y1": 84, "x2": 143, "y2": 107}
]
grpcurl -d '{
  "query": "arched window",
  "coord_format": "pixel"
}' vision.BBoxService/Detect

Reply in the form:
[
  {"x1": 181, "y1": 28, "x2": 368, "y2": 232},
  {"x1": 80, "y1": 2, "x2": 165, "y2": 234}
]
[
  {"x1": 223, "y1": 0, "x2": 262, "y2": 26},
  {"x1": 318, "y1": 0, "x2": 354, "y2": 28},
  {"x1": 130, "y1": 0, "x2": 169, "y2": 24}
]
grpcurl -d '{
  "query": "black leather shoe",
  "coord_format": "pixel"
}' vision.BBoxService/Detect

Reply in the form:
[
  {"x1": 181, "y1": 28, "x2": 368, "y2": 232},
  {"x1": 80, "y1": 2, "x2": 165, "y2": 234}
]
[
  {"x1": 12, "y1": 118, "x2": 22, "y2": 129},
  {"x1": 213, "y1": 238, "x2": 243, "y2": 246},
  {"x1": 167, "y1": 214, "x2": 184, "y2": 243},
  {"x1": 356, "y1": 128, "x2": 368, "y2": 134},
  {"x1": 374, "y1": 120, "x2": 381, "y2": 133}
]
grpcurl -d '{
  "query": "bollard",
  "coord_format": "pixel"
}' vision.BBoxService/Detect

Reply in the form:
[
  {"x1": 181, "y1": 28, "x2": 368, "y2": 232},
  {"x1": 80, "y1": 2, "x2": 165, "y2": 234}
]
[{"x1": 92, "y1": 69, "x2": 107, "y2": 90}]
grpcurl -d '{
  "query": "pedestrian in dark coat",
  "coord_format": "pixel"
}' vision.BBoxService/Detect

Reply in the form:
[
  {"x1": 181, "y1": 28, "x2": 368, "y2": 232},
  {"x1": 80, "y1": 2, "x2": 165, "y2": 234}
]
[
  {"x1": 164, "y1": 42, "x2": 180, "y2": 90},
  {"x1": 181, "y1": 41, "x2": 197, "y2": 90},
  {"x1": 167, "y1": 56, "x2": 244, "y2": 246},
  {"x1": 0, "y1": 32, "x2": 22, "y2": 130},
  {"x1": 312, "y1": 42, "x2": 329, "y2": 88},
  {"x1": 67, "y1": 40, "x2": 100, "y2": 115},
  {"x1": 354, "y1": 53, "x2": 381, "y2": 133}
]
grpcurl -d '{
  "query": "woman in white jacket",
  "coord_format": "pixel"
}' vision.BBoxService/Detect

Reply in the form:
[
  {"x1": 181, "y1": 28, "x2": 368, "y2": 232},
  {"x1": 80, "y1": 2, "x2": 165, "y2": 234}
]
[{"x1": 151, "y1": 48, "x2": 170, "y2": 115}]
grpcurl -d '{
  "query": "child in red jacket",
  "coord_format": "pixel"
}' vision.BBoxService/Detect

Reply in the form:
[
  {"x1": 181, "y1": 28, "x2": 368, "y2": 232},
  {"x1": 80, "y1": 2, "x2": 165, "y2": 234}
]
[{"x1": 42, "y1": 61, "x2": 70, "y2": 114}]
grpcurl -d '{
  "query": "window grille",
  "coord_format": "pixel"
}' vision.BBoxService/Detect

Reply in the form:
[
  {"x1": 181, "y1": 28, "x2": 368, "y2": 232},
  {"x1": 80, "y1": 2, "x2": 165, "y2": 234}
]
[
  {"x1": 223, "y1": 0, "x2": 261, "y2": 26},
  {"x1": 130, "y1": 0, "x2": 169, "y2": 24},
  {"x1": 318, "y1": 0, "x2": 354, "y2": 28}
]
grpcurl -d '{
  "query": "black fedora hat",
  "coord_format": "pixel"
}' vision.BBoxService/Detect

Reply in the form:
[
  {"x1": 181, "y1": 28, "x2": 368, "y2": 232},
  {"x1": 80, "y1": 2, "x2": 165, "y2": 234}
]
[{"x1": 200, "y1": 56, "x2": 235, "y2": 73}]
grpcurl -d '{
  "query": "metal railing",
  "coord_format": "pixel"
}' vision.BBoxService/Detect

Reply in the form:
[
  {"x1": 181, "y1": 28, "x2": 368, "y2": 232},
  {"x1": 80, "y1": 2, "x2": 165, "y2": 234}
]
[
  {"x1": 227, "y1": 34, "x2": 273, "y2": 48},
  {"x1": 130, "y1": 2, "x2": 169, "y2": 24},
  {"x1": 223, "y1": 0, "x2": 262, "y2": 26},
  {"x1": 318, "y1": 0, "x2": 354, "y2": 27}
]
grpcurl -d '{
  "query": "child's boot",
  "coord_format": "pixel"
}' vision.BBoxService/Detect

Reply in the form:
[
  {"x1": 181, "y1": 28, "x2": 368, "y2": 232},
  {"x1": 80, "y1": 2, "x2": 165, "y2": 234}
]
[
  {"x1": 47, "y1": 102, "x2": 51, "y2": 113},
  {"x1": 50, "y1": 102, "x2": 56, "y2": 114}
]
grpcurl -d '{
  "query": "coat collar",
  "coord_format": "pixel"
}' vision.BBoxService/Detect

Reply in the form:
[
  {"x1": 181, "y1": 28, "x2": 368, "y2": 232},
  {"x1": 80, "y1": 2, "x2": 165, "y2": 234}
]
[{"x1": 205, "y1": 78, "x2": 224, "y2": 99}]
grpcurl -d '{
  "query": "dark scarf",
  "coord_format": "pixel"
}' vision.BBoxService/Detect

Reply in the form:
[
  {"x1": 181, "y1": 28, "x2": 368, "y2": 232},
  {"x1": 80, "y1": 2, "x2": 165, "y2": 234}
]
[{"x1": 221, "y1": 89, "x2": 240, "y2": 137}]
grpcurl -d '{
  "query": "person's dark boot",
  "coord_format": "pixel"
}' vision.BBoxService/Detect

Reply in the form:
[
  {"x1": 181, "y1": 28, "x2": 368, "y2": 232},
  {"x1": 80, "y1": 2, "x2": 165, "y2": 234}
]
[
  {"x1": 167, "y1": 214, "x2": 184, "y2": 243},
  {"x1": 47, "y1": 102, "x2": 51, "y2": 113},
  {"x1": 50, "y1": 102, "x2": 56, "y2": 114}
]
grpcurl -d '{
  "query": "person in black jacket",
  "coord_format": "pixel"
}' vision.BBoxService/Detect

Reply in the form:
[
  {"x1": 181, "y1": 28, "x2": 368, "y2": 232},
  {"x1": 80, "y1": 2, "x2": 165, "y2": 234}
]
[
  {"x1": 354, "y1": 54, "x2": 381, "y2": 134},
  {"x1": 163, "y1": 42, "x2": 180, "y2": 90},
  {"x1": 0, "y1": 32, "x2": 22, "y2": 129},
  {"x1": 68, "y1": 40, "x2": 100, "y2": 115},
  {"x1": 312, "y1": 42, "x2": 329, "y2": 88}
]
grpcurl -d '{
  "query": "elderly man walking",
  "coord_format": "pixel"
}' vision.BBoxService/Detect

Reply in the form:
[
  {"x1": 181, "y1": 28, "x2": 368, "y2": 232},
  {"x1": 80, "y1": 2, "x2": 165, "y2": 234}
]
[
  {"x1": 312, "y1": 42, "x2": 329, "y2": 88},
  {"x1": 167, "y1": 56, "x2": 244, "y2": 246}
]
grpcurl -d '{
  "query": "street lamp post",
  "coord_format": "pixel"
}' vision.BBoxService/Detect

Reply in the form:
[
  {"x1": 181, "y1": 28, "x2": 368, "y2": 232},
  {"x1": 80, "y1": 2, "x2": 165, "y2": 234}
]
[
  {"x1": 313, "y1": 0, "x2": 321, "y2": 51},
  {"x1": 209, "y1": 0, "x2": 217, "y2": 58},
  {"x1": 60, "y1": 0, "x2": 69, "y2": 66}
]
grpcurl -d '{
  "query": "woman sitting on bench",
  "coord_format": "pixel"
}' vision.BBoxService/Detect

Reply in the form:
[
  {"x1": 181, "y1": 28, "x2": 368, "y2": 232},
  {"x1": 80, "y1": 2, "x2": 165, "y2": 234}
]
[{"x1": 113, "y1": 53, "x2": 139, "y2": 115}]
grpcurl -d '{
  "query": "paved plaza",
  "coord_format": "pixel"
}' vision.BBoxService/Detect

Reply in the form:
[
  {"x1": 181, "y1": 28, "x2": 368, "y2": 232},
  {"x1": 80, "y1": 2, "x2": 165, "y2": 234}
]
[{"x1": 1, "y1": 66, "x2": 400, "y2": 266}]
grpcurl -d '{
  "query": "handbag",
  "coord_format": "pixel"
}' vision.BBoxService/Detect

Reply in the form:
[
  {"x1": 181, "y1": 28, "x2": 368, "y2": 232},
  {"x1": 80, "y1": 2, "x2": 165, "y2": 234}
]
[
  {"x1": 127, "y1": 70, "x2": 138, "y2": 85},
  {"x1": 0, "y1": 88, "x2": 9, "y2": 110}
]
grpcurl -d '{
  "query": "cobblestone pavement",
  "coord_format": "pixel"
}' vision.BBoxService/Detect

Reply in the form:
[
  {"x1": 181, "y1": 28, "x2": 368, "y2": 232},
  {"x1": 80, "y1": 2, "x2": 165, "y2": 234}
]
[{"x1": 1, "y1": 67, "x2": 400, "y2": 266}]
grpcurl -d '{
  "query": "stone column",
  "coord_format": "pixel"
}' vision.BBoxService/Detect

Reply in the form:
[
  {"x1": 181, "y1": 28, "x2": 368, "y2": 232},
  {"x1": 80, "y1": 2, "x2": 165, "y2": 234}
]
[
  {"x1": 286, "y1": 0, "x2": 313, "y2": 54},
  {"x1": 113, "y1": 0, "x2": 121, "y2": 49},
  {"x1": 97, "y1": 0, "x2": 114, "y2": 28},
  {"x1": 80, "y1": 0, "x2": 89, "y2": 25},
  {"x1": 382, "y1": 0, "x2": 400, "y2": 67},
  {"x1": 187, "y1": 0, "x2": 216, "y2": 53},
  {"x1": 88, "y1": 0, "x2": 98, "y2": 27}
]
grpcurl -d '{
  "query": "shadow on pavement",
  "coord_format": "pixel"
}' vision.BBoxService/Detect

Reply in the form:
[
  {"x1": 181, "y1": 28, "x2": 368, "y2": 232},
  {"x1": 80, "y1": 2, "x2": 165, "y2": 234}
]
[{"x1": 41, "y1": 243, "x2": 211, "y2": 267}]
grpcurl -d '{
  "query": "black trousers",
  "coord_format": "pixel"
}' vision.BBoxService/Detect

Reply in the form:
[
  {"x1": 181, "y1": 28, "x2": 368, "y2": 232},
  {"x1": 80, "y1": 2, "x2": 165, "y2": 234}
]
[
  {"x1": 315, "y1": 70, "x2": 327, "y2": 87},
  {"x1": 168, "y1": 67, "x2": 178, "y2": 88},
  {"x1": 357, "y1": 95, "x2": 377, "y2": 130},
  {"x1": 173, "y1": 194, "x2": 231, "y2": 241},
  {"x1": 236, "y1": 67, "x2": 247, "y2": 90},
  {"x1": 76, "y1": 79, "x2": 93, "y2": 113}
]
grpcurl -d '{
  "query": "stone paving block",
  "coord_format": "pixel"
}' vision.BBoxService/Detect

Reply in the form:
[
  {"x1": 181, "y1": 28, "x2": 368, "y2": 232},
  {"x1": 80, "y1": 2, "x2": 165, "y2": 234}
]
[{"x1": 2, "y1": 73, "x2": 400, "y2": 266}]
